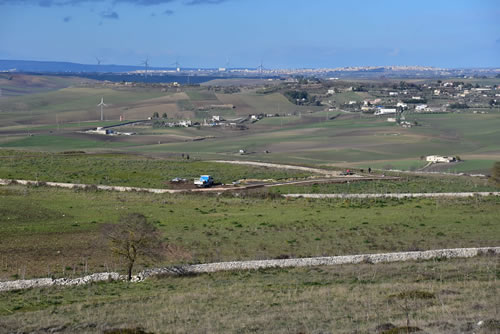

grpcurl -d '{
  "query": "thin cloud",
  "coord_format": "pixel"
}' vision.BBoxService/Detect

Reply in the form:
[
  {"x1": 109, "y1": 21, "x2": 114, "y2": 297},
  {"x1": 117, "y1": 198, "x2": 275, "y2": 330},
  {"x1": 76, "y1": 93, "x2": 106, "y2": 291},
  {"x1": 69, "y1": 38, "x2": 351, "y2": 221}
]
[
  {"x1": 113, "y1": 0, "x2": 175, "y2": 5},
  {"x1": 184, "y1": 0, "x2": 227, "y2": 5},
  {"x1": 0, "y1": 0, "x2": 102, "y2": 6},
  {"x1": 163, "y1": 9, "x2": 173, "y2": 15},
  {"x1": 0, "y1": 0, "x2": 176, "y2": 6},
  {"x1": 0, "y1": 0, "x2": 231, "y2": 5},
  {"x1": 63, "y1": 15, "x2": 72, "y2": 22},
  {"x1": 100, "y1": 10, "x2": 119, "y2": 19}
]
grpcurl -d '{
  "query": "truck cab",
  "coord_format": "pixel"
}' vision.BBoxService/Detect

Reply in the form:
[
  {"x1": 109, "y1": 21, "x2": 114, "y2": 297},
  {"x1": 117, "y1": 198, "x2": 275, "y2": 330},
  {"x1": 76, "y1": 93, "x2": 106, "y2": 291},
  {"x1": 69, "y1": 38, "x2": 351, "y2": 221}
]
[{"x1": 194, "y1": 175, "x2": 214, "y2": 188}]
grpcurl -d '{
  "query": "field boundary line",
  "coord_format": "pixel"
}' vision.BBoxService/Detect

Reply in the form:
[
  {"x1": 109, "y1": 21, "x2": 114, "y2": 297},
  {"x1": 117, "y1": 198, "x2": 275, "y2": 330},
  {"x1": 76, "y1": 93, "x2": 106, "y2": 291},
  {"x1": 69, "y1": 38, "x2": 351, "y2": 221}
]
[
  {"x1": 1, "y1": 247, "x2": 498, "y2": 292},
  {"x1": 1, "y1": 178, "x2": 498, "y2": 197},
  {"x1": 283, "y1": 192, "x2": 500, "y2": 199}
]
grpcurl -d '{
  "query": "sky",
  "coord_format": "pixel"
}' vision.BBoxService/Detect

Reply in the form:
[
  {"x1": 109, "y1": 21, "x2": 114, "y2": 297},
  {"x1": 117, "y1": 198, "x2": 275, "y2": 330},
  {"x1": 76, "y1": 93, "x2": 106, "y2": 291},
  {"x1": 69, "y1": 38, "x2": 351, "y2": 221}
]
[{"x1": 1, "y1": 0, "x2": 499, "y2": 68}]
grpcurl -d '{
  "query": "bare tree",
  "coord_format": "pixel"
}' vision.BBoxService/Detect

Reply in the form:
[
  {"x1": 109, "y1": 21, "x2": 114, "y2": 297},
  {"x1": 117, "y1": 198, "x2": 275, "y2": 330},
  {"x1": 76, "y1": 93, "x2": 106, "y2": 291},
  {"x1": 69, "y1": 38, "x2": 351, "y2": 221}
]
[
  {"x1": 102, "y1": 213, "x2": 165, "y2": 280},
  {"x1": 492, "y1": 161, "x2": 500, "y2": 187}
]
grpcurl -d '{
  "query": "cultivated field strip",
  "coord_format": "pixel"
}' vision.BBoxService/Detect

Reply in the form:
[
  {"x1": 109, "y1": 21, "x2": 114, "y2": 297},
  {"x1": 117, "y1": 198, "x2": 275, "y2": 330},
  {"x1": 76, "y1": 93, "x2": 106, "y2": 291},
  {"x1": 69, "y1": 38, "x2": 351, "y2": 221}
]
[{"x1": 1, "y1": 247, "x2": 498, "y2": 292}]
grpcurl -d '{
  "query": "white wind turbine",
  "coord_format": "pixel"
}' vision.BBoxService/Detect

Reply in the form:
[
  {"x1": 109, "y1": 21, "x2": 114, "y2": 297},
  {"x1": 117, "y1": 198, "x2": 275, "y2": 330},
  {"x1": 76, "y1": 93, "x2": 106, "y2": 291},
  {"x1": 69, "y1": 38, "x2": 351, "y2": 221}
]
[{"x1": 97, "y1": 97, "x2": 107, "y2": 121}]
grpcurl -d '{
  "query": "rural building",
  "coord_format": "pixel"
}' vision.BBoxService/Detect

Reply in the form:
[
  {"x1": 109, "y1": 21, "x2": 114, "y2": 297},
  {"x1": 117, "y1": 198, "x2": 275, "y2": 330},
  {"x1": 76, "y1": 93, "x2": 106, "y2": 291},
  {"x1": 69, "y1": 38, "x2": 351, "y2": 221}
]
[
  {"x1": 426, "y1": 155, "x2": 456, "y2": 163},
  {"x1": 397, "y1": 102, "x2": 408, "y2": 109},
  {"x1": 375, "y1": 108, "x2": 397, "y2": 115},
  {"x1": 178, "y1": 120, "x2": 192, "y2": 127},
  {"x1": 415, "y1": 104, "x2": 428, "y2": 111}
]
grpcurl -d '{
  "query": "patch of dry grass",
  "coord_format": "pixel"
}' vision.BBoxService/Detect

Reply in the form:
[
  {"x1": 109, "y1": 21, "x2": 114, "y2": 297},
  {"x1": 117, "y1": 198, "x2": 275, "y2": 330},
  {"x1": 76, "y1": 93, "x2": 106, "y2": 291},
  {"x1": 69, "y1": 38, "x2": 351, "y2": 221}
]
[{"x1": 0, "y1": 256, "x2": 498, "y2": 333}]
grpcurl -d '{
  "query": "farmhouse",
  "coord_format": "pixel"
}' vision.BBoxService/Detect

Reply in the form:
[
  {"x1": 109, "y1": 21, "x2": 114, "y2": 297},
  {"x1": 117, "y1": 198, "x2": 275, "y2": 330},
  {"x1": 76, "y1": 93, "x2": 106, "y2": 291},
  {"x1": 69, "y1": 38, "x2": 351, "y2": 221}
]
[
  {"x1": 426, "y1": 155, "x2": 456, "y2": 163},
  {"x1": 415, "y1": 104, "x2": 428, "y2": 111},
  {"x1": 396, "y1": 102, "x2": 408, "y2": 109},
  {"x1": 374, "y1": 108, "x2": 397, "y2": 116}
]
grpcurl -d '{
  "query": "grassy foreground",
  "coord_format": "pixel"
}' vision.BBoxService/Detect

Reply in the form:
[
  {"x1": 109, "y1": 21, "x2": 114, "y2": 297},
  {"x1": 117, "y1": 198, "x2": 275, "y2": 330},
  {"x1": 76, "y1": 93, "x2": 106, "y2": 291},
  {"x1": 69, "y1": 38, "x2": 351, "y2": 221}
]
[
  {"x1": 0, "y1": 256, "x2": 498, "y2": 333},
  {"x1": 0, "y1": 184, "x2": 499, "y2": 279}
]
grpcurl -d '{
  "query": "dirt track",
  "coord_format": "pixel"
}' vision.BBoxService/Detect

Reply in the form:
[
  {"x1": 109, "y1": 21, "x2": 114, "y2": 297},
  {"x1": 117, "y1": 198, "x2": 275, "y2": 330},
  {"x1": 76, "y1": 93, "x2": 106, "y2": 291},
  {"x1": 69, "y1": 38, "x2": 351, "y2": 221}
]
[{"x1": 213, "y1": 160, "x2": 346, "y2": 176}]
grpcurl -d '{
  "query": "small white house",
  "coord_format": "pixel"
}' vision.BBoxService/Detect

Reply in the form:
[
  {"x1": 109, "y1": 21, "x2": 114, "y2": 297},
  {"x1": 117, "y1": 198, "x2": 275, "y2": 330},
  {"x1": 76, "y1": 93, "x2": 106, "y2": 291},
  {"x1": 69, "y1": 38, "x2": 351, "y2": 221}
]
[
  {"x1": 389, "y1": 92, "x2": 399, "y2": 96},
  {"x1": 375, "y1": 108, "x2": 397, "y2": 115},
  {"x1": 415, "y1": 104, "x2": 428, "y2": 111},
  {"x1": 426, "y1": 155, "x2": 456, "y2": 163},
  {"x1": 178, "y1": 120, "x2": 192, "y2": 127},
  {"x1": 397, "y1": 102, "x2": 408, "y2": 109},
  {"x1": 327, "y1": 89, "x2": 335, "y2": 94},
  {"x1": 387, "y1": 117, "x2": 397, "y2": 122}
]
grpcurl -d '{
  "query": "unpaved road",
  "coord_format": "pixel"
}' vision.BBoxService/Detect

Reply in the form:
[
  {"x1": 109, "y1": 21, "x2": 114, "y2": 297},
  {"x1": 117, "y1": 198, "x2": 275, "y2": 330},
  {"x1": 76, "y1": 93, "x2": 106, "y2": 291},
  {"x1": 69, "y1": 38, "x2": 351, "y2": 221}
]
[
  {"x1": 1, "y1": 178, "x2": 498, "y2": 198},
  {"x1": 213, "y1": 160, "x2": 347, "y2": 177}
]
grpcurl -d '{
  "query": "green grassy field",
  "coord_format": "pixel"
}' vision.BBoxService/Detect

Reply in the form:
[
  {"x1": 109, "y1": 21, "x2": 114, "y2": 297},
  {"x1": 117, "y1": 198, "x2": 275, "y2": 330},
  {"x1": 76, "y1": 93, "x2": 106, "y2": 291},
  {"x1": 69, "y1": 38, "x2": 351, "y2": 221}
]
[
  {"x1": 271, "y1": 173, "x2": 498, "y2": 194},
  {"x1": 0, "y1": 150, "x2": 313, "y2": 187},
  {"x1": 0, "y1": 135, "x2": 135, "y2": 151},
  {"x1": 0, "y1": 184, "x2": 498, "y2": 279}
]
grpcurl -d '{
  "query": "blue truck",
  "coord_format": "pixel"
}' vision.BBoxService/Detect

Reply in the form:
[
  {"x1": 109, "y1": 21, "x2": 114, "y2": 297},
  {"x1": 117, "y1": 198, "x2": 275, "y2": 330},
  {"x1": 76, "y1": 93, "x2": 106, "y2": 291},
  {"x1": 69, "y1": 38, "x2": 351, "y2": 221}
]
[{"x1": 194, "y1": 175, "x2": 214, "y2": 188}]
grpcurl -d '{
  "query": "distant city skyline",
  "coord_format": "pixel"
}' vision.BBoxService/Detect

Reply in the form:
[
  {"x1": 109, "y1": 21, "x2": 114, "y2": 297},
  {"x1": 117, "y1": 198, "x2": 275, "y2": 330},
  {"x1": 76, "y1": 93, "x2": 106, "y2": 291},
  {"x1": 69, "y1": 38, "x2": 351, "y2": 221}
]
[{"x1": 1, "y1": 0, "x2": 499, "y2": 69}]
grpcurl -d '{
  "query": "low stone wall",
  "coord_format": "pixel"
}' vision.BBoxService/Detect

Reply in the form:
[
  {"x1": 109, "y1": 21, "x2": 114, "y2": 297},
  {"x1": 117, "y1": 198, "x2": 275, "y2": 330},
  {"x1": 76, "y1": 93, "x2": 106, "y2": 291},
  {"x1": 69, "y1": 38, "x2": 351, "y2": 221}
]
[
  {"x1": 284, "y1": 192, "x2": 500, "y2": 199},
  {"x1": 0, "y1": 273, "x2": 121, "y2": 292},
  {"x1": 0, "y1": 179, "x2": 255, "y2": 194},
  {"x1": 1, "y1": 248, "x2": 498, "y2": 292},
  {"x1": 0, "y1": 178, "x2": 180, "y2": 194},
  {"x1": 136, "y1": 246, "x2": 500, "y2": 280}
]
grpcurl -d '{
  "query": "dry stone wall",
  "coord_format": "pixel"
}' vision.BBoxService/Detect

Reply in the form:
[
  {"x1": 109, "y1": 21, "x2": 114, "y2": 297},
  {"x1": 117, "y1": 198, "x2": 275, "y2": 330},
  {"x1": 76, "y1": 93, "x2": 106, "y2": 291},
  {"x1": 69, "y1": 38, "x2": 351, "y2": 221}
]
[
  {"x1": 284, "y1": 192, "x2": 500, "y2": 199},
  {"x1": 1, "y1": 247, "x2": 498, "y2": 291}
]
